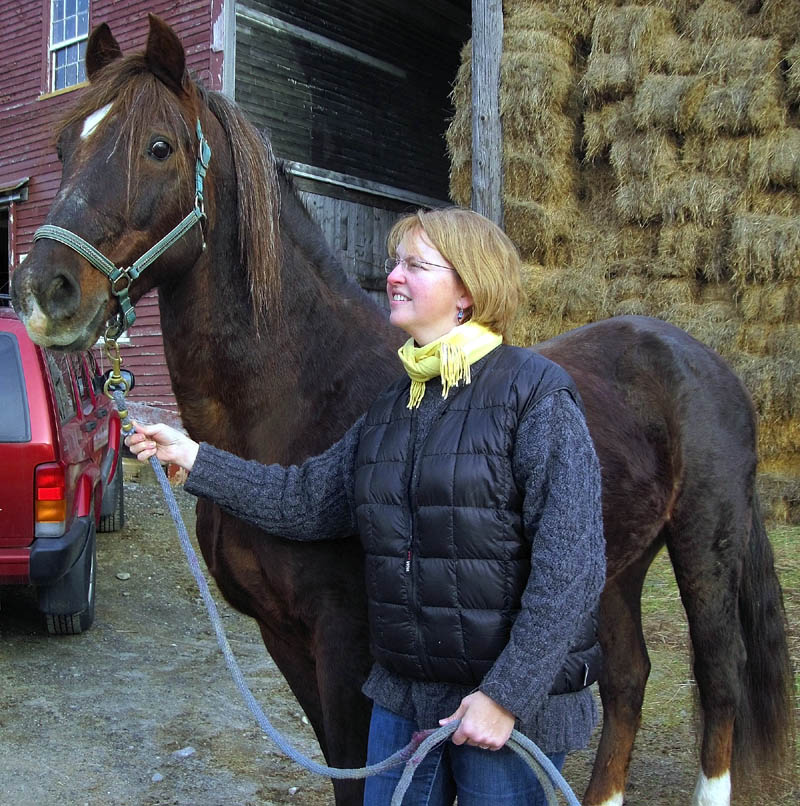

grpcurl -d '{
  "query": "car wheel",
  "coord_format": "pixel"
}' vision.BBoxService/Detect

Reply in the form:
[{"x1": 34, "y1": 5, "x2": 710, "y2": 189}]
[
  {"x1": 99, "y1": 455, "x2": 125, "y2": 533},
  {"x1": 42, "y1": 523, "x2": 97, "y2": 635}
]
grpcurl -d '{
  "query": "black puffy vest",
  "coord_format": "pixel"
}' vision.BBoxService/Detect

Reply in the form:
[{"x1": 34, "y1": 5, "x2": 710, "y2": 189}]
[{"x1": 353, "y1": 345, "x2": 600, "y2": 688}]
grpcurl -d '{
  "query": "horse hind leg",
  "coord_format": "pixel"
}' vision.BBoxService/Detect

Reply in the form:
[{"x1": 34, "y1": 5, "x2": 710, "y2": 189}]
[
  {"x1": 584, "y1": 541, "x2": 663, "y2": 806},
  {"x1": 664, "y1": 510, "x2": 746, "y2": 806}
]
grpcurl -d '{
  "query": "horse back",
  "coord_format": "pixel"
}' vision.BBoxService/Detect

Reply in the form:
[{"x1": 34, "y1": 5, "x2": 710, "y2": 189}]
[{"x1": 533, "y1": 315, "x2": 758, "y2": 578}]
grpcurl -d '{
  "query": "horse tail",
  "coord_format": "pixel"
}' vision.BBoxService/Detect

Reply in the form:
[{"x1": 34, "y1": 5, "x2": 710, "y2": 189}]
[{"x1": 733, "y1": 492, "x2": 795, "y2": 793}]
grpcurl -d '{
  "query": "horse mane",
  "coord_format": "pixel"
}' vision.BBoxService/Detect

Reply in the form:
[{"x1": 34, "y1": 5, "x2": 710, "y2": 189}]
[{"x1": 54, "y1": 56, "x2": 282, "y2": 322}]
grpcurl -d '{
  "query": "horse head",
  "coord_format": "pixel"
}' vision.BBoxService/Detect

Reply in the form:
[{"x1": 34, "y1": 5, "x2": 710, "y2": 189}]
[{"x1": 11, "y1": 15, "x2": 218, "y2": 350}]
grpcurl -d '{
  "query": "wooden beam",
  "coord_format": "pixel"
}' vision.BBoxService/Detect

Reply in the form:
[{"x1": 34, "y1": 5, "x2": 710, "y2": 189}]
[{"x1": 471, "y1": 0, "x2": 503, "y2": 225}]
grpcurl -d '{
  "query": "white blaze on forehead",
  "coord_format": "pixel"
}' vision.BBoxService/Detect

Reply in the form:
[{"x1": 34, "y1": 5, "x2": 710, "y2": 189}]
[
  {"x1": 692, "y1": 771, "x2": 731, "y2": 806},
  {"x1": 81, "y1": 103, "x2": 113, "y2": 140}
]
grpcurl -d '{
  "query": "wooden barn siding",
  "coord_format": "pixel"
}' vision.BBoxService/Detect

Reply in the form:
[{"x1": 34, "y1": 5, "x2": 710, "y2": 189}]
[
  {"x1": 298, "y1": 189, "x2": 409, "y2": 312},
  {"x1": 235, "y1": 0, "x2": 468, "y2": 200},
  {"x1": 2, "y1": 0, "x2": 225, "y2": 414}
]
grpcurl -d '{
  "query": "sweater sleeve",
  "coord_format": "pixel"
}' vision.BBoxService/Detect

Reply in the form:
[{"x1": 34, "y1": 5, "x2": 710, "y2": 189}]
[
  {"x1": 479, "y1": 390, "x2": 605, "y2": 724},
  {"x1": 183, "y1": 416, "x2": 364, "y2": 541}
]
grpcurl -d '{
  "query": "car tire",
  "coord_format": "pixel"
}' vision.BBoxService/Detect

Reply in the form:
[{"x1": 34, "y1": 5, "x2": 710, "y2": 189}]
[
  {"x1": 99, "y1": 456, "x2": 125, "y2": 533},
  {"x1": 42, "y1": 523, "x2": 97, "y2": 635}
]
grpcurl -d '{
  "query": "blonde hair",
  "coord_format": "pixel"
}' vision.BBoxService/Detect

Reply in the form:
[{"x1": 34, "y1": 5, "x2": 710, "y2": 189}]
[{"x1": 386, "y1": 207, "x2": 522, "y2": 341}]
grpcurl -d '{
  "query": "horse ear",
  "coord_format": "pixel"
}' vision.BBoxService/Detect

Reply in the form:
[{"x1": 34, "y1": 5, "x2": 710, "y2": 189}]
[
  {"x1": 85, "y1": 23, "x2": 122, "y2": 80},
  {"x1": 144, "y1": 14, "x2": 187, "y2": 96}
]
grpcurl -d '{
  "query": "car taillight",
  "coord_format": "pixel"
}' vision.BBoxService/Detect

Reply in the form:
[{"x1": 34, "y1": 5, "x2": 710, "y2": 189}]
[{"x1": 35, "y1": 462, "x2": 66, "y2": 537}]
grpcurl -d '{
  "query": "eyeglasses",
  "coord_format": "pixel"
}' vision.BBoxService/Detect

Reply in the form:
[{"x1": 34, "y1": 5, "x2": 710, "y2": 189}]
[{"x1": 384, "y1": 257, "x2": 455, "y2": 275}]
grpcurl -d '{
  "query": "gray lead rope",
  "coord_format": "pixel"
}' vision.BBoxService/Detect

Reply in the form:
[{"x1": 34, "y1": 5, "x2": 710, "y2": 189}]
[{"x1": 113, "y1": 390, "x2": 580, "y2": 806}]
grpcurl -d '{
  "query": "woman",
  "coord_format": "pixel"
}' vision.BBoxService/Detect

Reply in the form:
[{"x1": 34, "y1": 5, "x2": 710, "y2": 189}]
[{"x1": 127, "y1": 207, "x2": 606, "y2": 806}]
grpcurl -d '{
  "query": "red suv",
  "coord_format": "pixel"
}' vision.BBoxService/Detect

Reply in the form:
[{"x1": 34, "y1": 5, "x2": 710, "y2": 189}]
[{"x1": 0, "y1": 301, "x2": 125, "y2": 634}]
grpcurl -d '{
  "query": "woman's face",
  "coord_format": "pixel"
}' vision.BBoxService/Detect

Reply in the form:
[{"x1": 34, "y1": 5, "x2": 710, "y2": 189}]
[{"x1": 386, "y1": 230, "x2": 473, "y2": 346}]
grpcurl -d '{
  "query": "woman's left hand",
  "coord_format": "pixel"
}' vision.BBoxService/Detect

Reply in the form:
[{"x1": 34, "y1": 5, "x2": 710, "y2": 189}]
[{"x1": 438, "y1": 691, "x2": 515, "y2": 750}]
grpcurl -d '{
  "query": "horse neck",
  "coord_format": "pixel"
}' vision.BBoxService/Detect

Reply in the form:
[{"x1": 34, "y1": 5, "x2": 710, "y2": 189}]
[{"x1": 158, "y1": 177, "x2": 401, "y2": 463}]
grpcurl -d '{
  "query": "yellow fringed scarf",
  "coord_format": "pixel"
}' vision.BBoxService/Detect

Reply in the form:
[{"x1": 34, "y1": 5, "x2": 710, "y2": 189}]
[{"x1": 397, "y1": 321, "x2": 502, "y2": 409}]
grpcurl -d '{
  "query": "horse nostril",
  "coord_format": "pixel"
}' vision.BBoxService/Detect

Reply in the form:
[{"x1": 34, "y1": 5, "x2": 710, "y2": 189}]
[{"x1": 45, "y1": 271, "x2": 81, "y2": 319}]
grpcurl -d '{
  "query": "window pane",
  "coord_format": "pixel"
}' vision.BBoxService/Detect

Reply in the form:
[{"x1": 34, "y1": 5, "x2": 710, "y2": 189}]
[
  {"x1": 0, "y1": 334, "x2": 31, "y2": 443},
  {"x1": 78, "y1": 0, "x2": 88, "y2": 12},
  {"x1": 52, "y1": 19, "x2": 63, "y2": 44},
  {"x1": 54, "y1": 0, "x2": 64, "y2": 23},
  {"x1": 65, "y1": 15, "x2": 75, "y2": 40},
  {"x1": 55, "y1": 65, "x2": 65, "y2": 90},
  {"x1": 45, "y1": 351, "x2": 77, "y2": 423},
  {"x1": 66, "y1": 0, "x2": 76, "y2": 17},
  {"x1": 66, "y1": 62, "x2": 77, "y2": 86},
  {"x1": 77, "y1": 10, "x2": 88, "y2": 35}
]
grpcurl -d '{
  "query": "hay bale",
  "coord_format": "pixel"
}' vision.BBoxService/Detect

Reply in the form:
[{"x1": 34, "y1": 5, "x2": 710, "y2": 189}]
[
  {"x1": 505, "y1": 0, "x2": 600, "y2": 42},
  {"x1": 632, "y1": 74, "x2": 708, "y2": 132},
  {"x1": 611, "y1": 129, "x2": 680, "y2": 182},
  {"x1": 660, "y1": 174, "x2": 738, "y2": 226},
  {"x1": 614, "y1": 179, "x2": 664, "y2": 224},
  {"x1": 701, "y1": 37, "x2": 783, "y2": 83},
  {"x1": 674, "y1": 302, "x2": 740, "y2": 355},
  {"x1": 736, "y1": 283, "x2": 800, "y2": 324},
  {"x1": 500, "y1": 35, "x2": 575, "y2": 123},
  {"x1": 504, "y1": 198, "x2": 578, "y2": 266},
  {"x1": 583, "y1": 4, "x2": 676, "y2": 103},
  {"x1": 748, "y1": 129, "x2": 800, "y2": 191},
  {"x1": 737, "y1": 187, "x2": 800, "y2": 216},
  {"x1": 688, "y1": 0, "x2": 746, "y2": 42},
  {"x1": 733, "y1": 354, "x2": 800, "y2": 419},
  {"x1": 651, "y1": 33, "x2": 703, "y2": 75},
  {"x1": 583, "y1": 98, "x2": 634, "y2": 159},
  {"x1": 757, "y1": 471, "x2": 800, "y2": 525},
  {"x1": 753, "y1": 0, "x2": 800, "y2": 52},
  {"x1": 657, "y1": 222, "x2": 728, "y2": 282},
  {"x1": 582, "y1": 54, "x2": 637, "y2": 103},
  {"x1": 692, "y1": 78, "x2": 785, "y2": 136},
  {"x1": 681, "y1": 133, "x2": 751, "y2": 176},
  {"x1": 737, "y1": 323, "x2": 800, "y2": 358},
  {"x1": 730, "y1": 213, "x2": 800, "y2": 286},
  {"x1": 504, "y1": 150, "x2": 575, "y2": 206},
  {"x1": 644, "y1": 277, "x2": 699, "y2": 318},
  {"x1": 787, "y1": 38, "x2": 800, "y2": 105},
  {"x1": 590, "y1": 4, "x2": 674, "y2": 61}
]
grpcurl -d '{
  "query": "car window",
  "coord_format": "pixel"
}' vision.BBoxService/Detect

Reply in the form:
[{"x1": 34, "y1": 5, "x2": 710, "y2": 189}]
[
  {"x1": 70, "y1": 353, "x2": 94, "y2": 414},
  {"x1": 0, "y1": 332, "x2": 31, "y2": 442},
  {"x1": 45, "y1": 351, "x2": 78, "y2": 423}
]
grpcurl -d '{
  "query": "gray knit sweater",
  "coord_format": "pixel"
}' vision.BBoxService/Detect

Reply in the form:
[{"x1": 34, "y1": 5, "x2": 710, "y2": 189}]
[{"x1": 185, "y1": 354, "x2": 606, "y2": 754}]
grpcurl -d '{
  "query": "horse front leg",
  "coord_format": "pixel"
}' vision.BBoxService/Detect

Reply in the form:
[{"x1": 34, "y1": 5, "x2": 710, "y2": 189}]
[
  {"x1": 584, "y1": 548, "x2": 657, "y2": 806},
  {"x1": 256, "y1": 618, "x2": 367, "y2": 806},
  {"x1": 312, "y1": 606, "x2": 373, "y2": 806}
]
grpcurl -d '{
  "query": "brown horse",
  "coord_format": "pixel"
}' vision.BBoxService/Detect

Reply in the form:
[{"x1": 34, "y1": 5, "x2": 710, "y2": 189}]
[{"x1": 12, "y1": 17, "x2": 793, "y2": 806}]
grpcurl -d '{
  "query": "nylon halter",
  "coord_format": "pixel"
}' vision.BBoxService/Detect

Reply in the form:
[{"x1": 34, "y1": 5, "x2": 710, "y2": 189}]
[{"x1": 33, "y1": 119, "x2": 212, "y2": 336}]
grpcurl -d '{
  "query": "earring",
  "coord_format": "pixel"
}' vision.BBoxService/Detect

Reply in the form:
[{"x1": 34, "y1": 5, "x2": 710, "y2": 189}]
[{"x1": 457, "y1": 307, "x2": 464, "y2": 324}]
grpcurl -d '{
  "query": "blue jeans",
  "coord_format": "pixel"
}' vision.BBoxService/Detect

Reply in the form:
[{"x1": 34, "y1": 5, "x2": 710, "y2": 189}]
[{"x1": 363, "y1": 704, "x2": 566, "y2": 806}]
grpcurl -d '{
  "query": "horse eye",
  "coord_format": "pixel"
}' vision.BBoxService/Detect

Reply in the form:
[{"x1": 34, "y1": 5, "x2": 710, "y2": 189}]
[
  {"x1": 149, "y1": 140, "x2": 173, "y2": 160},
  {"x1": 56, "y1": 144, "x2": 63, "y2": 162}
]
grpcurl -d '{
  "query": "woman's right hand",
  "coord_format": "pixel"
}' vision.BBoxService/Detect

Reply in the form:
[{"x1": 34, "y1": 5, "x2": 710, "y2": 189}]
[{"x1": 125, "y1": 422, "x2": 200, "y2": 471}]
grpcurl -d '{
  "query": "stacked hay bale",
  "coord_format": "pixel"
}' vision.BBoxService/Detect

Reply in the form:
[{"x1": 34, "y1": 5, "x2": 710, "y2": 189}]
[{"x1": 446, "y1": 0, "x2": 800, "y2": 521}]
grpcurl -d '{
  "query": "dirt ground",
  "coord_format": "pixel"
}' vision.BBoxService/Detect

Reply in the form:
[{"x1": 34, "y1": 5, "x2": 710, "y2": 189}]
[{"x1": 0, "y1": 461, "x2": 795, "y2": 806}]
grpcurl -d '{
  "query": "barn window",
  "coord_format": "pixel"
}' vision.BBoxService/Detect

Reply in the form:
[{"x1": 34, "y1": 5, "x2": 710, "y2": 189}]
[{"x1": 50, "y1": 0, "x2": 90, "y2": 91}]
